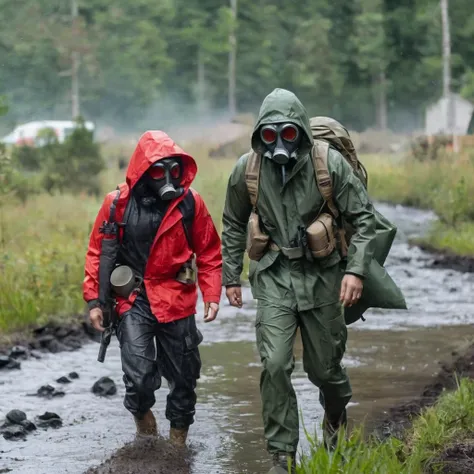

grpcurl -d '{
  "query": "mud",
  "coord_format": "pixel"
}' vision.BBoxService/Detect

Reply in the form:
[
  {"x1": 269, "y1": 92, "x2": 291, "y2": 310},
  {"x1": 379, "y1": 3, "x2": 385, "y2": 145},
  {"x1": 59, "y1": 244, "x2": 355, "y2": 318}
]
[
  {"x1": 0, "y1": 317, "x2": 98, "y2": 368},
  {"x1": 435, "y1": 442, "x2": 474, "y2": 474},
  {"x1": 416, "y1": 242, "x2": 474, "y2": 273},
  {"x1": 85, "y1": 438, "x2": 192, "y2": 474},
  {"x1": 375, "y1": 344, "x2": 474, "y2": 440},
  {"x1": 373, "y1": 345, "x2": 474, "y2": 474}
]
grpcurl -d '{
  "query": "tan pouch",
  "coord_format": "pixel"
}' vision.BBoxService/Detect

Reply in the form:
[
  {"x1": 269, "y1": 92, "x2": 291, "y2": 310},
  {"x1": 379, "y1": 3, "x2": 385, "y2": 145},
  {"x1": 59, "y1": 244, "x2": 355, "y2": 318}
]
[
  {"x1": 176, "y1": 257, "x2": 197, "y2": 284},
  {"x1": 247, "y1": 211, "x2": 270, "y2": 261},
  {"x1": 306, "y1": 213, "x2": 336, "y2": 259}
]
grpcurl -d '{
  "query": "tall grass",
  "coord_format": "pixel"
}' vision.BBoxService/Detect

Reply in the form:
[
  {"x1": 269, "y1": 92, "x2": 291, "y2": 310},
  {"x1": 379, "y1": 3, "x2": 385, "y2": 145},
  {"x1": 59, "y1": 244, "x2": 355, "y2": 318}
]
[
  {"x1": 0, "y1": 194, "x2": 99, "y2": 332},
  {"x1": 298, "y1": 377, "x2": 474, "y2": 473},
  {"x1": 363, "y1": 152, "x2": 474, "y2": 256},
  {"x1": 0, "y1": 143, "x2": 237, "y2": 333}
]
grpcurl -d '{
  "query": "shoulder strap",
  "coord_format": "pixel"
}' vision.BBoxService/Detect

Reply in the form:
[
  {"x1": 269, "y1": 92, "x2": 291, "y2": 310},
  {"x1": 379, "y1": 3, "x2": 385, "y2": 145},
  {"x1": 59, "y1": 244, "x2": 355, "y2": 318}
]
[
  {"x1": 178, "y1": 190, "x2": 195, "y2": 251},
  {"x1": 120, "y1": 195, "x2": 133, "y2": 227},
  {"x1": 311, "y1": 140, "x2": 339, "y2": 219},
  {"x1": 109, "y1": 187, "x2": 121, "y2": 224},
  {"x1": 245, "y1": 151, "x2": 262, "y2": 210}
]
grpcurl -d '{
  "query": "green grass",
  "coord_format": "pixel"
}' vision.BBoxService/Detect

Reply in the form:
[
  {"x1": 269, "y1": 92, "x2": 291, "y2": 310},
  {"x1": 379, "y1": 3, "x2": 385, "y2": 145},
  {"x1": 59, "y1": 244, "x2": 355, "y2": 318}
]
[
  {"x1": 362, "y1": 152, "x2": 474, "y2": 257},
  {"x1": 418, "y1": 221, "x2": 474, "y2": 257},
  {"x1": 0, "y1": 194, "x2": 99, "y2": 332},
  {"x1": 298, "y1": 377, "x2": 474, "y2": 473}
]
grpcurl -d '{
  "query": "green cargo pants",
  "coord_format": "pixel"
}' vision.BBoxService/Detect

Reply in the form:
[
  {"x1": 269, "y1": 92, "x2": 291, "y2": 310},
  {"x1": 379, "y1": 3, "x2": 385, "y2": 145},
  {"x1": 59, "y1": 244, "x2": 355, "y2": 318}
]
[{"x1": 256, "y1": 301, "x2": 352, "y2": 454}]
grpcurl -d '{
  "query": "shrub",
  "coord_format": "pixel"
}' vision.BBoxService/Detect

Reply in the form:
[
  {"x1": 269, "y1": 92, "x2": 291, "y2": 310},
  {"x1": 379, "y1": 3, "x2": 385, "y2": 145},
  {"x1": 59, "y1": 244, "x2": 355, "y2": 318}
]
[
  {"x1": 410, "y1": 135, "x2": 452, "y2": 162},
  {"x1": 41, "y1": 117, "x2": 105, "y2": 197},
  {"x1": 11, "y1": 144, "x2": 42, "y2": 171}
]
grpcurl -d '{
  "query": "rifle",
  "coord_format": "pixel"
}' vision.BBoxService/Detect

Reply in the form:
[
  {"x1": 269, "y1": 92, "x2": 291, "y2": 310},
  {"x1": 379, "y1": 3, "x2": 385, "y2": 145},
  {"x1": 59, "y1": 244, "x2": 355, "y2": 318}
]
[
  {"x1": 97, "y1": 296, "x2": 117, "y2": 363},
  {"x1": 97, "y1": 189, "x2": 122, "y2": 363}
]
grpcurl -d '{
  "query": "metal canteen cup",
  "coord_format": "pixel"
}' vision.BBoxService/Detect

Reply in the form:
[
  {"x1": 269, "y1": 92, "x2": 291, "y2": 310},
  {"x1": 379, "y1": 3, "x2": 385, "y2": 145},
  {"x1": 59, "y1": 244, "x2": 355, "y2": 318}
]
[{"x1": 110, "y1": 265, "x2": 143, "y2": 299}]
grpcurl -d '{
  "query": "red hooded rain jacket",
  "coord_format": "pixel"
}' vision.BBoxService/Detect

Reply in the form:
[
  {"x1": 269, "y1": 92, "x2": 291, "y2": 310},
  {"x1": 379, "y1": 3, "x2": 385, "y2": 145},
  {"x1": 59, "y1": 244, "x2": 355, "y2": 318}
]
[{"x1": 83, "y1": 131, "x2": 222, "y2": 323}]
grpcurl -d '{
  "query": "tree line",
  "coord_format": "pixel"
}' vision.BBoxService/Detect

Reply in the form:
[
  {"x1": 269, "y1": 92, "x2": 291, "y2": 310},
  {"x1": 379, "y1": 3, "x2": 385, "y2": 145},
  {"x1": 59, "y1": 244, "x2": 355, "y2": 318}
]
[{"x1": 0, "y1": 0, "x2": 473, "y2": 132}]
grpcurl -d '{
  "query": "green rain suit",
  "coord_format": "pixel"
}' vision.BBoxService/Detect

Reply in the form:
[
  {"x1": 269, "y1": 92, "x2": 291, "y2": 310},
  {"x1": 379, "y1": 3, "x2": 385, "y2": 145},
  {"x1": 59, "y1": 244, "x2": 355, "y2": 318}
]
[{"x1": 222, "y1": 89, "x2": 377, "y2": 455}]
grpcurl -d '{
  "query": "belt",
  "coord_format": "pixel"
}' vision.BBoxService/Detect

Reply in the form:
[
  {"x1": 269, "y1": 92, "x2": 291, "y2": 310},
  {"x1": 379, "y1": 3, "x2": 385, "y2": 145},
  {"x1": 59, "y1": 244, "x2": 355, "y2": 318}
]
[{"x1": 268, "y1": 242, "x2": 304, "y2": 260}]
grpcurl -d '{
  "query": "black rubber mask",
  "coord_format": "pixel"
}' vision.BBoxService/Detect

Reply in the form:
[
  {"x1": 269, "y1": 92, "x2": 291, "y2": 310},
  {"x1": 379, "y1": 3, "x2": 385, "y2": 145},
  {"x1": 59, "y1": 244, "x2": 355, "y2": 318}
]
[
  {"x1": 260, "y1": 123, "x2": 303, "y2": 165},
  {"x1": 144, "y1": 157, "x2": 184, "y2": 201}
]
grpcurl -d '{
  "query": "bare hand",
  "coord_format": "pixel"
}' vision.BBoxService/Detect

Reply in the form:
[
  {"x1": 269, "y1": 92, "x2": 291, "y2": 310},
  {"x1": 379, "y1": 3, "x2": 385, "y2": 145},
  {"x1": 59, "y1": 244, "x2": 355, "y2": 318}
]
[
  {"x1": 89, "y1": 307, "x2": 105, "y2": 332},
  {"x1": 226, "y1": 286, "x2": 242, "y2": 308},
  {"x1": 204, "y1": 302, "x2": 219, "y2": 323},
  {"x1": 340, "y1": 275, "x2": 363, "y2": 308}
]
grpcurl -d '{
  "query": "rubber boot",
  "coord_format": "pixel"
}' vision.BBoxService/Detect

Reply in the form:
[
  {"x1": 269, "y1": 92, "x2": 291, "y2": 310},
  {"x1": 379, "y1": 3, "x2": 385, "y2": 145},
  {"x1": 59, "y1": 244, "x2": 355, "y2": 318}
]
[
  {"x1": 269, "y1": 452, "x2": 296, "y2": 474},
  {"x1": 323, "y1": 409, "x2": 347, "y2": 451},
  {"x1": 170, "y1": 427, "x2": 189, "y2": 447},
  {"x1": 134, "y1": 409, "x2": 157, "y2": 438}
]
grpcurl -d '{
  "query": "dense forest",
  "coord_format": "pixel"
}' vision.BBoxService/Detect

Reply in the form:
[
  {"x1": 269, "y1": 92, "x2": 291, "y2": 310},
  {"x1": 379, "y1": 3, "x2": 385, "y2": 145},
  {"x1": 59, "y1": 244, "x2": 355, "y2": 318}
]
[{"x1": 0, "y1": 0, "x2": 473, "y2": 132}]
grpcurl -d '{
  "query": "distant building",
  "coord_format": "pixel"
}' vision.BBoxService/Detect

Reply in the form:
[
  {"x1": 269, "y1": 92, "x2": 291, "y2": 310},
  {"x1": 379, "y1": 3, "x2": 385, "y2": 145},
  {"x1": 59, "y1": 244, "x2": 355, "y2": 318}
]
[{"x1": 425, "y1": 94, "x2": 474, "y2": 136}]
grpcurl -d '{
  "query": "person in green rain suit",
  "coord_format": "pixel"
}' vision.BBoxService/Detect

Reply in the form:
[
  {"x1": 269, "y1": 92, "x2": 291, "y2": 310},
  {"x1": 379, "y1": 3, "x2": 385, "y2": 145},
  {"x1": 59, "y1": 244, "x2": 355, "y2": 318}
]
[{"x1": 222, "y1": 88, "x2": 379, "y2": 473}]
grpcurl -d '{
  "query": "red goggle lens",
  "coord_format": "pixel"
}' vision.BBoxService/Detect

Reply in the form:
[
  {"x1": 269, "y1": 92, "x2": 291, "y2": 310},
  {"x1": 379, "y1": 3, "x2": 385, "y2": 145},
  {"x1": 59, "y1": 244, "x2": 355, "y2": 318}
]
[
  {"x1": 281, "y1": 125, "x2": 298, "y2": 142},
  {"x1": 149, "y1": 166, "x2": 165, "y2": 180},
  {"x1": 170, "y1": 164, "x2": 180, "y2": 180},
  {"x1": 261, "y1": 127, "x2": 277, "y2": 144}
]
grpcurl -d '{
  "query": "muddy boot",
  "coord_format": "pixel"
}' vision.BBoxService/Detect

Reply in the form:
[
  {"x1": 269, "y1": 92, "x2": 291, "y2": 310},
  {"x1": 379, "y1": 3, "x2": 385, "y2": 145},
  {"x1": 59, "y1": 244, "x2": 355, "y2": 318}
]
[
  {"x1": 323, "y1": 409, "x2": 347, "y2": 451},
  {"x1": 169, "y1": 427, "x2": 189, "y2": 447},
  {"x1": 269, "y1": 452, "x2": 296, "y2": 474},
  {"x1": 134, "y1": 410, "x2": 157, "y2": 438}
]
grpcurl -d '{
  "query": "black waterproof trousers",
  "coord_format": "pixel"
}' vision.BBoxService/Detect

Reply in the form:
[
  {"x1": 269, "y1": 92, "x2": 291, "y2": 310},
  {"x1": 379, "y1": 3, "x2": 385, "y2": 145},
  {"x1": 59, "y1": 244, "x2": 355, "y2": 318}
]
[{"x1": 115, "y1": 294, "x2": 203, "y2": 429}]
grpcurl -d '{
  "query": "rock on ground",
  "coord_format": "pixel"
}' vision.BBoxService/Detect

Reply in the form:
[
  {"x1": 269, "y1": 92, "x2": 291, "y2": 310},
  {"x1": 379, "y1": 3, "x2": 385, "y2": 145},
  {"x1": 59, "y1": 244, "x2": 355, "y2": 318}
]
[
  {"x1": 1, "y1": 410, "x2": 36, "y2": 441},
  {"x1": 33, "y1": 384, "x2": 65, "y2": 399},
  {"x1": 92, "y1": 377, "x2": 117, "y2": 397},
  {"x1": 6, "y1": 409, "x2": 27, "y2": 424},
  {"x1": 36, "y1": 412, "x2": 62, "y2": 429},
  {"x1": 0, "y1": 356, "x2": 21, "y2": 370},
  {"x1": 2, "y1": 424, "x2": 27, "y2": 440}
]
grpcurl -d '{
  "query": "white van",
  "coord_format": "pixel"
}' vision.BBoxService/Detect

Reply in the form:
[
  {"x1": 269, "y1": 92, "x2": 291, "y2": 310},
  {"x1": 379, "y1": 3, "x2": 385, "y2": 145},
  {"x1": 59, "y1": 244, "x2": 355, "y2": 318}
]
[{"x1": 1, "y1": 120, "x2": 95, "y2": 147}]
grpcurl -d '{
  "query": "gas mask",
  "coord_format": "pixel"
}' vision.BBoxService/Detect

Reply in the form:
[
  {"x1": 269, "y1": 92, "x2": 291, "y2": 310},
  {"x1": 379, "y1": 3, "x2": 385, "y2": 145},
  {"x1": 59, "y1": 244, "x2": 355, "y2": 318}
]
[
  {"x1": 144, "y1": 157, "x2": 184, "y2": 201},
  {"x1": 260, "y1": 123, "x2": 302, "y2": 165}
]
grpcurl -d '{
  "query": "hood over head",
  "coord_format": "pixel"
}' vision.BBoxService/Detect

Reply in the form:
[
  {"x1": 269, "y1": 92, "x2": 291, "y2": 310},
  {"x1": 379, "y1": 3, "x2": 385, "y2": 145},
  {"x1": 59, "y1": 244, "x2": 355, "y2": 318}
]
[
  {"x1": 126, "y1": 131, "x2": 197, "y2": 191},
  {"x1": 251, "y1": 88, "x2": 313, "y2": 157}
]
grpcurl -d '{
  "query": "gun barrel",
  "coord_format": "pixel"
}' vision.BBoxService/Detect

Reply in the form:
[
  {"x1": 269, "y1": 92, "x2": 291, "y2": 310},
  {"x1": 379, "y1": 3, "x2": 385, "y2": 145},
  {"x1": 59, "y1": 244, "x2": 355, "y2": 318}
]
[
  {"x1": 97, "y1": 343, "x2": 107, "y2": 363},
  {"x1": 97, "y1": 326, "x2": 113, "y2": 363}
]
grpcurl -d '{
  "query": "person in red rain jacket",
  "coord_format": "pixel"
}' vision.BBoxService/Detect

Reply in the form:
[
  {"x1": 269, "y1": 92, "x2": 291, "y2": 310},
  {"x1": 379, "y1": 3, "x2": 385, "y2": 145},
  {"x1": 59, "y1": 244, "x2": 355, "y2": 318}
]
[{"x1": 83, "y1": 131, "x2": 222, "y2": 445}]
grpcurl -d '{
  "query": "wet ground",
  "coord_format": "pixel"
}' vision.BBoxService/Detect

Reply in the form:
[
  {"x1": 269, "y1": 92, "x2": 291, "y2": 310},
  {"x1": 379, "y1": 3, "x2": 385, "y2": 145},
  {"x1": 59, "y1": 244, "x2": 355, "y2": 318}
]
[{"x1": 1, "y1": 203, "x2": 474, "y2": 474}]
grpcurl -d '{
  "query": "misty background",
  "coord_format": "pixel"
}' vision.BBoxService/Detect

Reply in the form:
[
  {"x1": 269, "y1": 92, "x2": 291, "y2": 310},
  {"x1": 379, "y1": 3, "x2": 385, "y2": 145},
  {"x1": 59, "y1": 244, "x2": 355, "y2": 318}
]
[{"x1": 0, "y1": 0, "x2": 474, "y2": 135}]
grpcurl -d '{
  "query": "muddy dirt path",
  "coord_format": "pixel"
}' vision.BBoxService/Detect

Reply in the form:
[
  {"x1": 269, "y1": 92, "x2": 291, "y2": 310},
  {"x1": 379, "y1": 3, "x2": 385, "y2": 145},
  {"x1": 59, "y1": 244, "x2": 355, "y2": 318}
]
[{"x1": 1, "y1": 204, "x2": 474, "y2": 474}]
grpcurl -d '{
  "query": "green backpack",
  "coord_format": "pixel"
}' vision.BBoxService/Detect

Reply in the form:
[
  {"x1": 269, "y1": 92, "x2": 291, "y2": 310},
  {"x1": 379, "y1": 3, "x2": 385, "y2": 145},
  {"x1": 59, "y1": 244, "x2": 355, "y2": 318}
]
[
  {"x1": 309, "y1": 116, "x2": 398, "y2": 266},
  {"x1": 310, "y1": 116, "x2": 368, "y2": 187},
  {"x1": 309, "y1": 116, "x2": 406, "y2": 323}
]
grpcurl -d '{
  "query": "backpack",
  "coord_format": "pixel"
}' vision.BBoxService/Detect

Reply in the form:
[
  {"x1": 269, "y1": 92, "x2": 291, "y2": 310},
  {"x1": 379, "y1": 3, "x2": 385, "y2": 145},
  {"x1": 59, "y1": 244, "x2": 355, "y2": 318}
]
[{"x1": 244, "y1": 116, "x2": 368, "y2": 255}]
